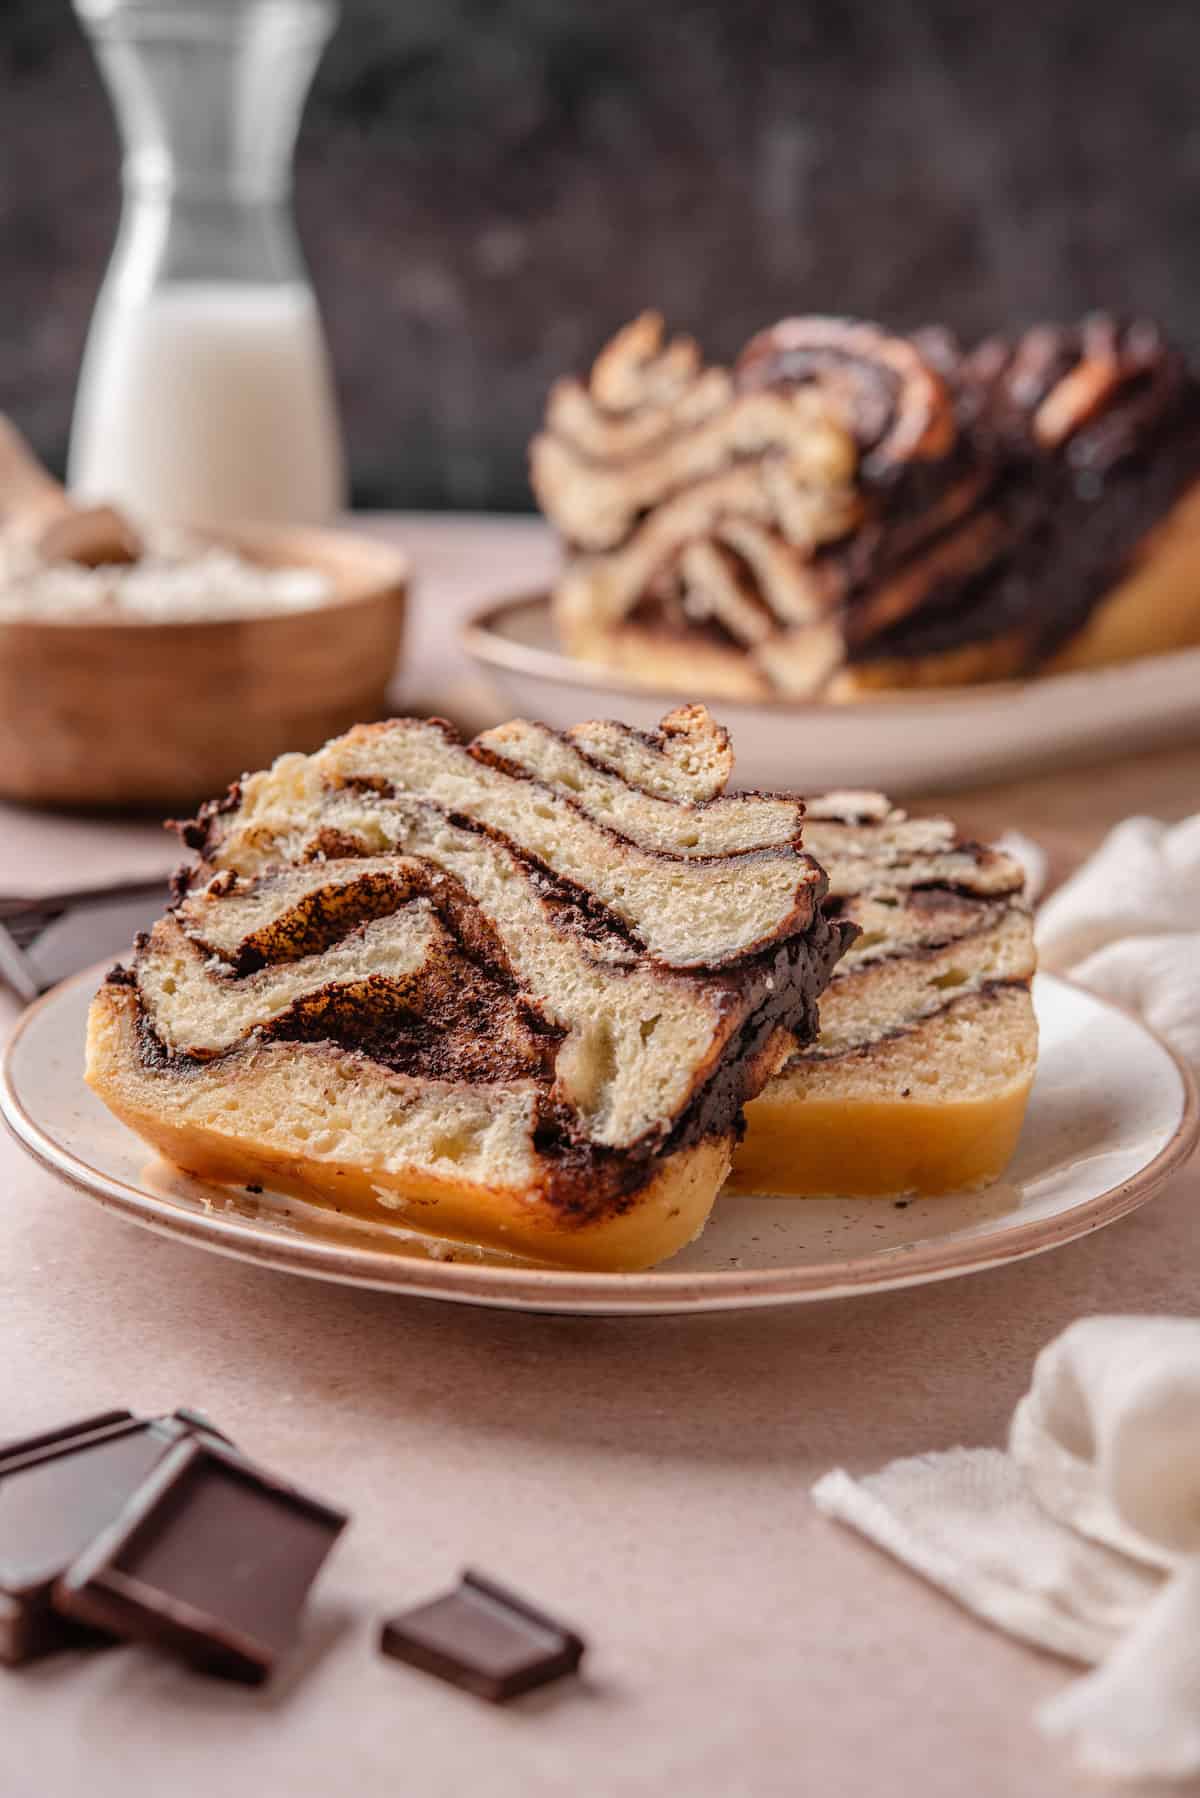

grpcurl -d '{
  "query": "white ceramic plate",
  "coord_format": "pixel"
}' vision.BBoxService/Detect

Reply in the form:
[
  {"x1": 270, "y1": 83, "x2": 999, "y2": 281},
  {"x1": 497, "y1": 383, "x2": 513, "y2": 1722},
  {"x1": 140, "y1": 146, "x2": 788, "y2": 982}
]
[
  {"x1": 2, "y1": 969, "x2": 1195, "y2": 1316},
  {"x1": 462, "y1": 592, "x2": 1200, "y2": 794}
]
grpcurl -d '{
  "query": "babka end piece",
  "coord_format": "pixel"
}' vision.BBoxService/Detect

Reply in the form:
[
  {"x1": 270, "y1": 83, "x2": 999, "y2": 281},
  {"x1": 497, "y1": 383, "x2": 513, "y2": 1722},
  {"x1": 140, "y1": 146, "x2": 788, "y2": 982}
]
[{"x1": 731, "y1": 792, "x2": 1038, "y2": 1198}]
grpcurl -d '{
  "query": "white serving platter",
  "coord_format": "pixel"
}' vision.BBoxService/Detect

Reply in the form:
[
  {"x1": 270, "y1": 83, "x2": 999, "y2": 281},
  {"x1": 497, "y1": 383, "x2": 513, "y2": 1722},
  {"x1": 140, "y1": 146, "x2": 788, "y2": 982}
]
[{"x1": 462, "y1": 592, "x2": 1200, "y2": 793}]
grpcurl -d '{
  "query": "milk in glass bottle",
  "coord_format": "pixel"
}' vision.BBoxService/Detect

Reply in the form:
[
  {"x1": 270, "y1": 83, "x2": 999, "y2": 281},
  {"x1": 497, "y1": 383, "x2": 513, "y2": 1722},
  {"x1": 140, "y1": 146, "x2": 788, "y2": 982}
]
[{"x1": 68, "y1": 0, "x2": 345, "y2": 528}]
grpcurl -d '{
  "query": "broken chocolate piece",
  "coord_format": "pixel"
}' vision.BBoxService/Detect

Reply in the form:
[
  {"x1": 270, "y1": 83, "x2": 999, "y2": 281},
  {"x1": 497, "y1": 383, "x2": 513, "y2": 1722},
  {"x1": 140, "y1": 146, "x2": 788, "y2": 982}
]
[
  {"x1": 379, "y1": 1570, "x2": 586, "y2": 1703},
  {"x1": 54, "y1": 1438, "x2": 347, "y2": 1685},
  {"x1": 0, "y1": 1410, "x2": 134, "y2": 1474},
  {"x1": 0, "y1": 1412, "x2": 171, "y2": 1666}
]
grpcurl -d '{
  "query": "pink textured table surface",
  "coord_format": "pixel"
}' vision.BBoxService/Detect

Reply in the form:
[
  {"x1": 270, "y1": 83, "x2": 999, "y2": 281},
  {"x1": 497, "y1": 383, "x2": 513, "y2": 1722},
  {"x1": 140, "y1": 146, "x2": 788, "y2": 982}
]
[{"x1": 1, "y1": 516, "x2": 1197, "y2": 1798}]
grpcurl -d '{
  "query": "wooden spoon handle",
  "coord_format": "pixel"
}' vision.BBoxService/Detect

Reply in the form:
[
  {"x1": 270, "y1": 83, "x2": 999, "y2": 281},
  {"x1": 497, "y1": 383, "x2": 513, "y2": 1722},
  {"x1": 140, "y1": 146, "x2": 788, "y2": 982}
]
[
  {"x1": 0, "y1": 414, "x2": 70, "y2": 532},
  {"x1": 0, "y1": 414, "x2": 142, "y2": 566}
]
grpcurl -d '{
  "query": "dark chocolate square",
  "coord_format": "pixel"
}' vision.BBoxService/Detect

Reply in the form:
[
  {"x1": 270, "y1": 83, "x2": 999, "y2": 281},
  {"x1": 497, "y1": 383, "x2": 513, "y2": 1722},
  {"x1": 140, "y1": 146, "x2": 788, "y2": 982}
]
[
  {"x1": 0, "y1": 1413, "x2": 170, "y2": 1666},
  {"x1": 380, "y1": 1570, "x2": 585, "y2": 1702},
  {"x1": 54, "y1": 1438, "x2": 348, "y2": 1685}
]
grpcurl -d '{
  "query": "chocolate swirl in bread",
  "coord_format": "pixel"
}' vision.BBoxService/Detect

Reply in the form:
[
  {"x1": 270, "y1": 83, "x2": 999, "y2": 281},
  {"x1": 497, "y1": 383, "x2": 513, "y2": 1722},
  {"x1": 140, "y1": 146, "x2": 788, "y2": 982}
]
[
  {"x1": 535, "y1": 312, "x2": 1200, "y2": 698},
  {"x1": 977, "y1": 315, "x2": 1187, "y2": 465},
  {"x1": 531, "y1": 313, "x2": 863, "y2": 697},
  {"x1": 87, "y1": 705, "x2": 855, "y2": 1270},
  {"x1": 735, "y1": 317, "x2": 958, "y2": 478},
  {"x1": 796, "y1": 792, "x2": 1033, "y2": 1061}
]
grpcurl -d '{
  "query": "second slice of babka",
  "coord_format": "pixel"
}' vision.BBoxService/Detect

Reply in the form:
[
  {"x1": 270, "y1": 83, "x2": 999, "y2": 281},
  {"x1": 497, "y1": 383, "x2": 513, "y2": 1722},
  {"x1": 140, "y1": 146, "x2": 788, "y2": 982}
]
[
  {"x1": 86, "y1": 705, "x2": 855, "y2": 1270},
  {"x1": 728, "y1": 792, "x2": 1037, "y2": 1198}
]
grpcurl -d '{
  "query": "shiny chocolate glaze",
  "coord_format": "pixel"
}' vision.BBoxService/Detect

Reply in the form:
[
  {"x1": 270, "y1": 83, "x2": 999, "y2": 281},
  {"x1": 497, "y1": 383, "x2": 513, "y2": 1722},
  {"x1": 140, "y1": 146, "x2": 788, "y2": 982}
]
[
  {"x1": 626, "y1": 313, "x2": 1200, "y2": 677},
  {"x1": 735, "y1": 316, "x2": 958, "y2": 478},
  {"x1": 845, "y1": 316, "x2": 1200, "y2": 668}
]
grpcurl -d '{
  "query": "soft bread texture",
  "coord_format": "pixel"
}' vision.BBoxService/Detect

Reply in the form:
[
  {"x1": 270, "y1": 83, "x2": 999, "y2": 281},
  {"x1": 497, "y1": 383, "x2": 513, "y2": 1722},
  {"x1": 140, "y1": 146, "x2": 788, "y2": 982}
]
[
  {"x1": 186, "y1": 710, "x2": 821, "y2": 970},
  {"x1": 535, "y1": 312, "x2": 1200, "y2": 699},
  {"x1": 88, "y1": 984, "x2": 731, "y2": 1271},
  {"x1": 87, "y1": 706, "x2": 853, "y2": 1269},
  {"x1": 728, "y1": 794, "x2": 1038, "y2": 1198},
  {"x1": 733, "y1": 989, "x2": 1036, "y2": 1198}
]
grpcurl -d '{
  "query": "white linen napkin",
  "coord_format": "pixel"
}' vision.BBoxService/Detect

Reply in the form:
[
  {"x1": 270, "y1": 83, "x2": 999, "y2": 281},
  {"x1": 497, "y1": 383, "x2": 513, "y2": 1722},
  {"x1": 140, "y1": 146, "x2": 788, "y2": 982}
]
[
  {"x1": 814, "y1": 1319, "x2": 1200, "y2": 1779},
  {"x1": 995, "y1": 813, "x2": 1200, "y2": 1069},
  {"x1": 813, "y1": 816, "x2": 1200, "y2": 1780},
  {"x1": 1035, "y1": 813, "x2": 1200, "y2": 1070}
]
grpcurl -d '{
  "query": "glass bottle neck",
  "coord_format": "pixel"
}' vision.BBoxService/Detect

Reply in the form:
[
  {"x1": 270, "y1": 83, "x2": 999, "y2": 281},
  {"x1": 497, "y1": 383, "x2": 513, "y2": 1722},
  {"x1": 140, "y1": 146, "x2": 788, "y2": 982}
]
[
  {"x1": 106, "y1": 187, "x2": 305, "y2": 292},
  {"x1": 75, "y1": 0, "x2": 336, "y2": 292}
]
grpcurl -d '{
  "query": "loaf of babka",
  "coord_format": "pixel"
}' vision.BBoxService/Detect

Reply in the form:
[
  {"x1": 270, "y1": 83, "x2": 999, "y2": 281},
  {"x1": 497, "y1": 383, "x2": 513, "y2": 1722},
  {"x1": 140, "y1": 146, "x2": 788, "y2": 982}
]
[
  {"x1": 86, "y1": 705, "x2": 855, "y2": 1270},
  {"x1": 532, "y1": 311, "x2": 1200, "y2": 698},
  {"x1": 728, "y1": 793, "x2": 1037, "y2": 1198}
]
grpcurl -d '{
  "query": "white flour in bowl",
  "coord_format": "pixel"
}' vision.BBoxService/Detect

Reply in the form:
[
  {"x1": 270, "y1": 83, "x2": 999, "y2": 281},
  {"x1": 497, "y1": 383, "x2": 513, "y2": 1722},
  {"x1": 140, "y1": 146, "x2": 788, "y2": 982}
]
[{"x1": 0, "y1": 532, "x2": 331, "y2": 623}]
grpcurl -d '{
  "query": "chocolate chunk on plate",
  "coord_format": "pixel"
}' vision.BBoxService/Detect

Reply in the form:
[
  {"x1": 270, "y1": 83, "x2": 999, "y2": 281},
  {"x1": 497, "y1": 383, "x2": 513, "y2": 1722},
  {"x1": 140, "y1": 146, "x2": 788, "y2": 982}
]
[
  {"x1": 0, "y1": 1411, "x2": 184, "y2": 1666},
  {"x1": 54, "y1": 1437, "x2": 347, "y2": 1685},
  {"x1": 380, "y1": 1570, "x2": 586, "y2": 1703}
]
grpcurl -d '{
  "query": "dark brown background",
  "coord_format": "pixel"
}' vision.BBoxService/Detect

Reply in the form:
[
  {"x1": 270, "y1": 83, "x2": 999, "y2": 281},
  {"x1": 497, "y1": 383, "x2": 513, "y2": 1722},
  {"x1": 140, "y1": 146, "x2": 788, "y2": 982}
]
[{"x1": 3, "y1": 0, "x2": 1197, "y2": 509}]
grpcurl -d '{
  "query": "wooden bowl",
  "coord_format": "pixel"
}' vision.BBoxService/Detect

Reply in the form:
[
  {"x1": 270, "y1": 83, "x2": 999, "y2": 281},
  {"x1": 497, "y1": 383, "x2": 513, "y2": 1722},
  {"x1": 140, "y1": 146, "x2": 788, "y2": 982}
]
[{"x1": 0, "y1": 521, "x2": 407, "y2": 811}]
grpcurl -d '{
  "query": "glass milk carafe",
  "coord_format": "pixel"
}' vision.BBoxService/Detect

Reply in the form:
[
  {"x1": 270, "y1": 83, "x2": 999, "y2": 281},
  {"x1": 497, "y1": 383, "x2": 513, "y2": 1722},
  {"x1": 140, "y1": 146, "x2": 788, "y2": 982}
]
[{"x1": 68, "y1": 0, "x2": 345, "y2": 529}]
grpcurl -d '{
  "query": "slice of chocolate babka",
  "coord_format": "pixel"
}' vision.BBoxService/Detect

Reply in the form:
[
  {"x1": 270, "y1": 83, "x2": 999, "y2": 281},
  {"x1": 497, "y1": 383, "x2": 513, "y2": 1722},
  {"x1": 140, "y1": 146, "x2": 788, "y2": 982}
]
[
  {"x1": 532, "y1": 311, "x2": 1200, "y2": 698},
  {"x1": 728, "y1": 793, "x2": 1037, "y2": 1198},
  {"x1": 86, "y1": 706, "x2": 855, "y2": 1270}
]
